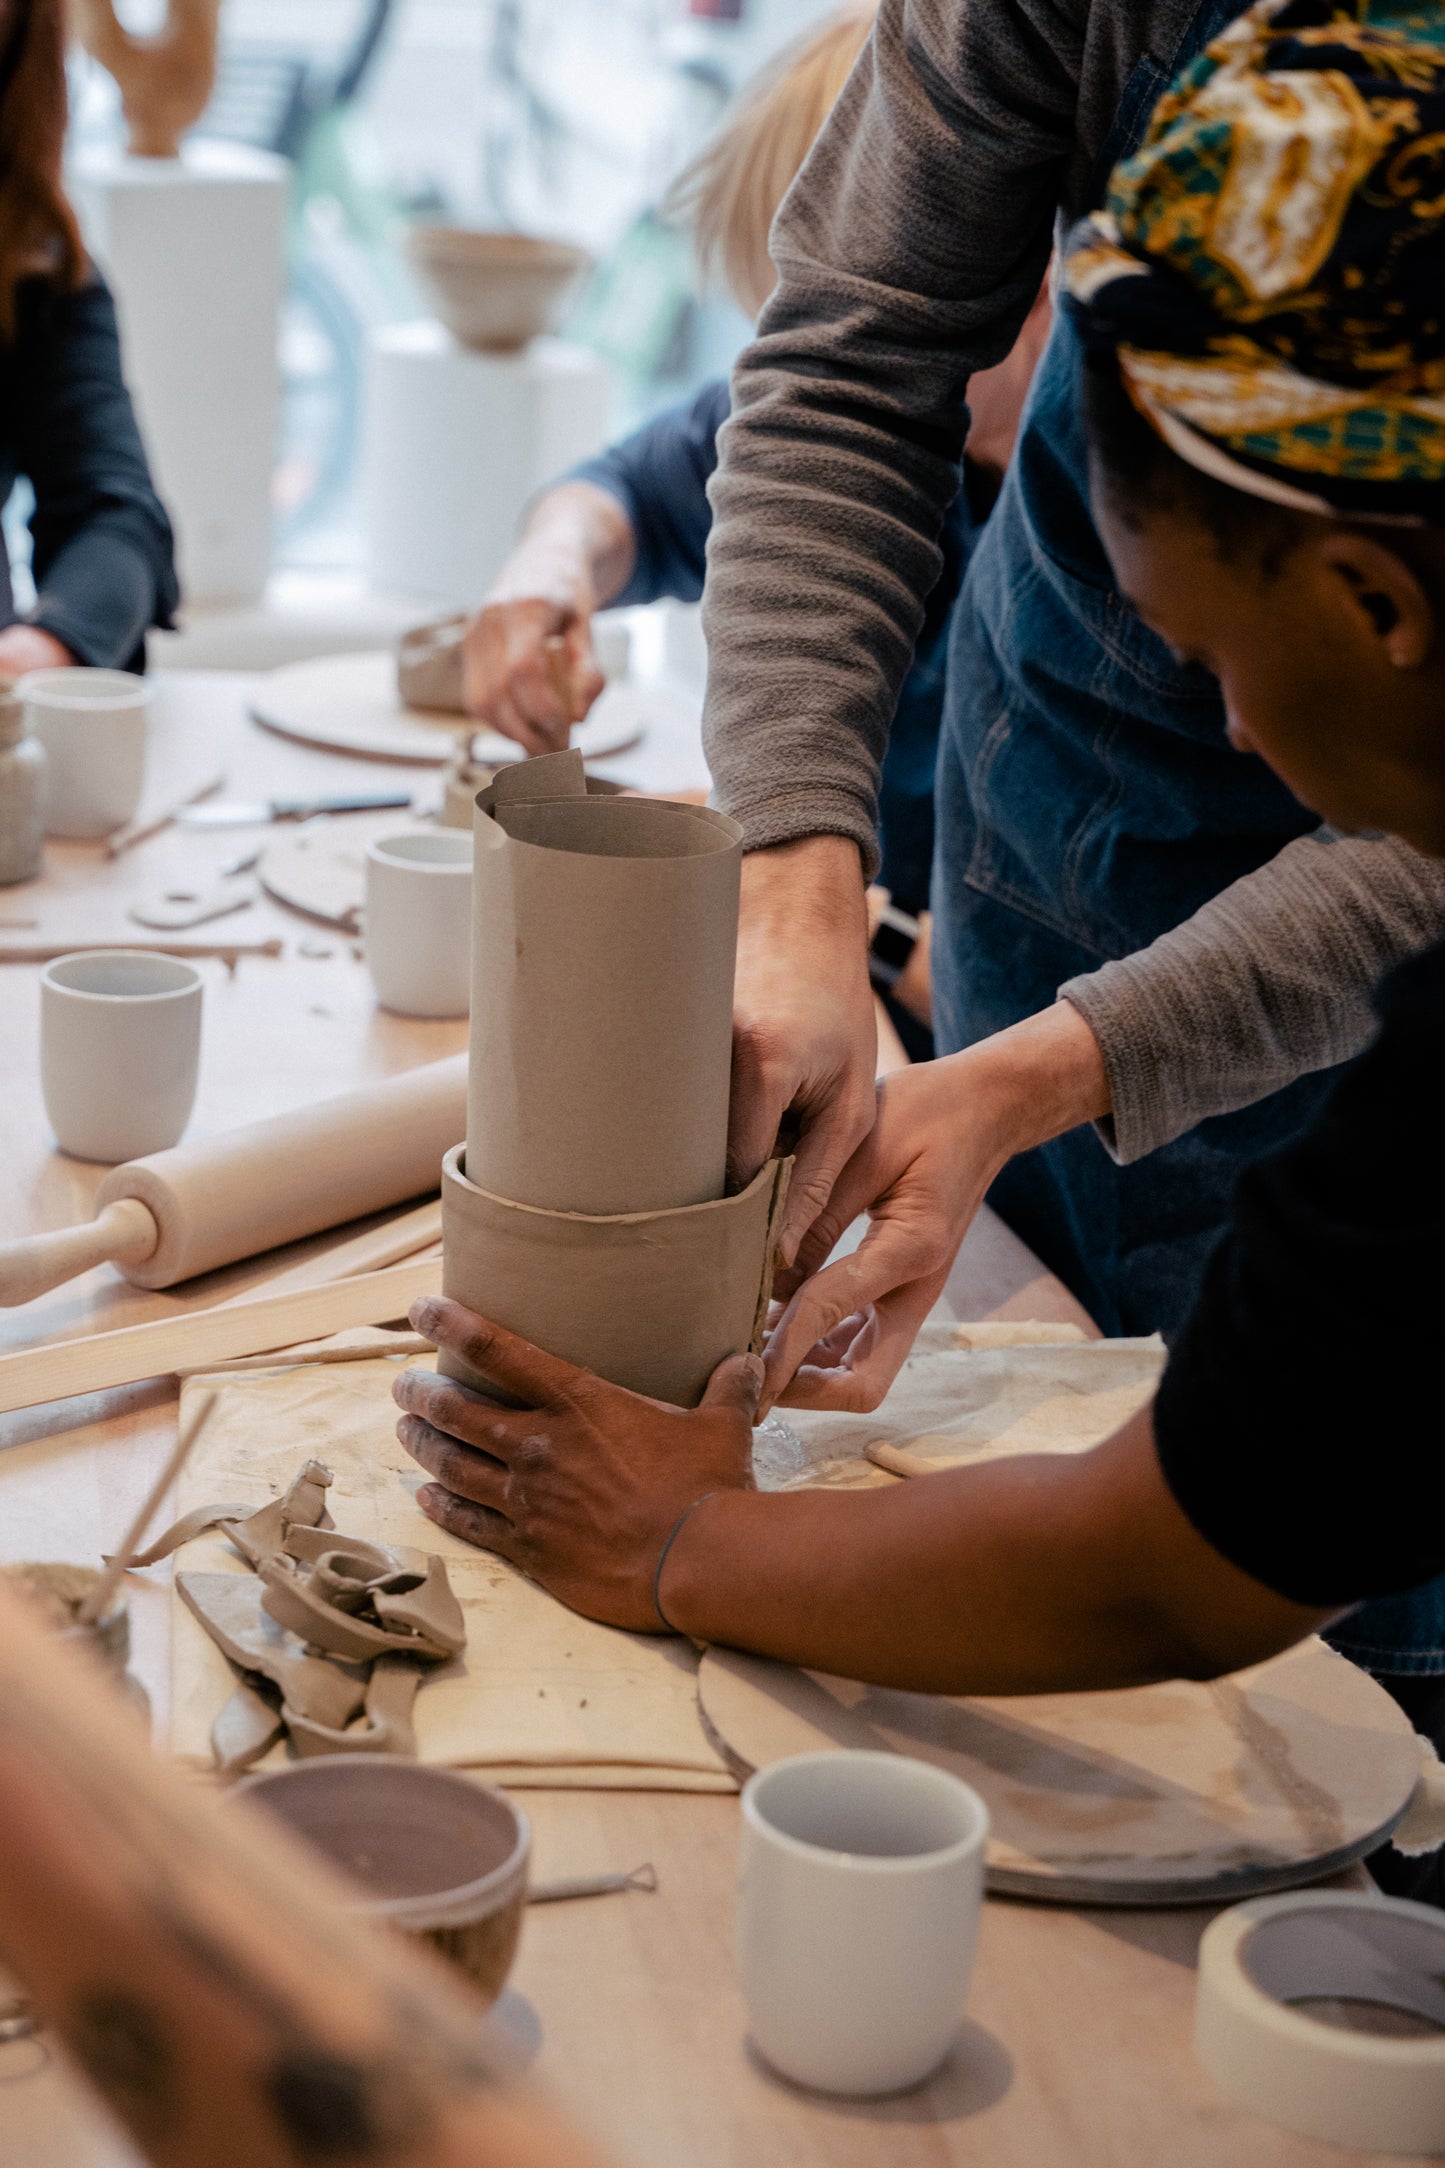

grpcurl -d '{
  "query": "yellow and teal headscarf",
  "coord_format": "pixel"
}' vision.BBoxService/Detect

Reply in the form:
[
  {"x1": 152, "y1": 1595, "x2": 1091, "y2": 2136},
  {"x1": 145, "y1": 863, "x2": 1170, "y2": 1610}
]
[{"x1": 1064, "y1": 0, "x2": 1445, "y2": 517}]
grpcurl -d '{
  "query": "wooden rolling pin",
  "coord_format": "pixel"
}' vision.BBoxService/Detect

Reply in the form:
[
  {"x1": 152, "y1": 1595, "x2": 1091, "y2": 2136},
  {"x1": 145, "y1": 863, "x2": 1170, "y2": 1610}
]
[{"x1": 0, "y1": 1056, "x2": 467, "y2": 1305}]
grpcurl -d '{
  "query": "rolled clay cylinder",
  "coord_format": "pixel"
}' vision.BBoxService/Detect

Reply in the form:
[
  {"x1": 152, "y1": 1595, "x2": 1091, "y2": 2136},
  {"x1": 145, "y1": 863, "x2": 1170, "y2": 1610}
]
[
  {"x1": 467, "y1": 751, "x2": 740, "y2": 1215},
  {"x1": 92, "y1": 1054, "x2": 467, "y2": 1289},
  {"x1": 440, "y1": 1145, "x2": 789, "y2": 1408}
]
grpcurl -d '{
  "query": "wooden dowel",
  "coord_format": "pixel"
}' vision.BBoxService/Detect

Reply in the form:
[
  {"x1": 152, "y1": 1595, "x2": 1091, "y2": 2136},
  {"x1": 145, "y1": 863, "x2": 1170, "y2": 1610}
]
[
  {"x1": 106, "y1": 771, "x2": 225, "y2": 857},
  {"x1": 0, "y1": 938, "x2": 283, "y2": 965},
  {"x1": 78, "y1": 1388, "x2": 219, "y2": 1623}
]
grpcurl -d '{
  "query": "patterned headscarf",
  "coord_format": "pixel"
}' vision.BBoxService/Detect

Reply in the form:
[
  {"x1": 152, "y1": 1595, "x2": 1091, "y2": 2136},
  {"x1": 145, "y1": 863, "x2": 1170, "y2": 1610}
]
[{"x1": 1064, "y1": 0, "x2": 1445, "y2": 519}]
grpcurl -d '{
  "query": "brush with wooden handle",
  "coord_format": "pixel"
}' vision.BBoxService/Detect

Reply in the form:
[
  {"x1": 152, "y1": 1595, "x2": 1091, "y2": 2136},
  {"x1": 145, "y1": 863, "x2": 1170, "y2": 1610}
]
[{"x1": 0, "y1": 1054, "x2": 467, "y2": 1306}]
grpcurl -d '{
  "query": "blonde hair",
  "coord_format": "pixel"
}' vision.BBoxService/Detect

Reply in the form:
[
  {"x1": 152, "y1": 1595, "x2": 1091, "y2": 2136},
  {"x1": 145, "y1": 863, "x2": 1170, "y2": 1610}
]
[{"x1": 666, "y1": 4, "x2": 875, "y2": 318}]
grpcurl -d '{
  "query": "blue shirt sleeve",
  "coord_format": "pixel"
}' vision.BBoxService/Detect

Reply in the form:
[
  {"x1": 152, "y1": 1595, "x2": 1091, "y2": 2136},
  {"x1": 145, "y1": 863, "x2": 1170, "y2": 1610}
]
[{"x1": 566, "y1": 378, "x2": 731, "y2": 608}]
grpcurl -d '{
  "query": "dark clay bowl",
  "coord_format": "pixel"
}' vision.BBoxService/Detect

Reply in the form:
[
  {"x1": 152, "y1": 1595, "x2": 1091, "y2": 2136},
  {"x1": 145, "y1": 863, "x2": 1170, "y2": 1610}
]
[{"x1": 239, "y1": 1755, "x2": 530, "y2": 2005}]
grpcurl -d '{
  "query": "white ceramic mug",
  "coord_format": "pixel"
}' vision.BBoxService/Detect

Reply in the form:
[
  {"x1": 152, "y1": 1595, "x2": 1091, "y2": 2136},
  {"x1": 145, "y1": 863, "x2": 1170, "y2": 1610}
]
[
  {"x1": 22, "y1": 668, "x2": 151, "y2": 839},
  {"x1": 41, "y1": 950, "x2": 203, "y2": 1161},
  {"x1": 737, "y1": 1750, "x2": 989, "y2": 2097},
  {"x1": 364, "y1": 828, "x2": 472, "y2": 1018}
]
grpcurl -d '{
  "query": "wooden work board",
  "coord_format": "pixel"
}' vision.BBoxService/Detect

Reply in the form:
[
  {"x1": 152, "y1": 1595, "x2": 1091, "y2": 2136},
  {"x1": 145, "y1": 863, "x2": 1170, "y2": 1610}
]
[{"x1": 698, "y1": 1641, "x2": 1421, "y2": 1906}]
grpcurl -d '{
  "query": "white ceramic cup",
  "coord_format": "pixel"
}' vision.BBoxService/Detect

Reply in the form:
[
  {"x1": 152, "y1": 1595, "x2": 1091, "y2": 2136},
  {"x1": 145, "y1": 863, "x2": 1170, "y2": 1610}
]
[
  {"x1": 41, "y1": 950, "x2": 203, "y2": 1161},
  {"x1": 737, "y1": 1750, "x2": 989, "y2": 2097},
  {"x1": 22, "y1": 668, "x2": 151, "y2": 839},
  {"x1": 364, "y1": 828, "x2": 473, "y2": 1018}
]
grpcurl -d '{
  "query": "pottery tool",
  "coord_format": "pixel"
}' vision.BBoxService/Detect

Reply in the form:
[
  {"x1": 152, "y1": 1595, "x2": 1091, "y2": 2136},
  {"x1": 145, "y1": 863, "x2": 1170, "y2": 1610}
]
[
  {"x1": 105, "y1": 770, "x2": 225, "y2": 856},
  {"x1": 177, "y1": 1329, "x2": 432, "y2": 1379},
  {"x1": 251, "y1": 650, "x2": 646, "y2": 768},
  {"x1": 0, "y1": 937, "x2": 282, "y2": 965},
  {"x1": 0, "y1": 1258, "x2": 441, "y2": 1414},
  {"x1": 0, "y1": 1055, "x2": 465, "y2": 1305},
  {"x1": 695, "y1": 1640, "x2": 1422, "y2": 1907},
  {"x1": 80, "y1": 1389, "x2": 219, "y2": 1624},
  {"x1": 176, "y1": 789, "x2": 414, "y2": 829},
  {"x1": 1196, "y1": 1890, "x2": 1445, "y2": 2152},
  {"x1": 529, "y1": 1864, "x2": 658, "y2": 1904}
]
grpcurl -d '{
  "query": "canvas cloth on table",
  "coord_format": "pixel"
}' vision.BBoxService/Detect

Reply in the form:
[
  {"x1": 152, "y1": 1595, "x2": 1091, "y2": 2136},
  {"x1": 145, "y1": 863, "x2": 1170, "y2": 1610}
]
[
  {"x1": 753, "y1": 1321, "x2": 1165, "y2": 1491},
  {"x1": 169, "y1": 1360, "x2": 734, "y2": 1790},
  {"x1": 169, "y1": 1325, "x2": 1165, "y2": 1786}
]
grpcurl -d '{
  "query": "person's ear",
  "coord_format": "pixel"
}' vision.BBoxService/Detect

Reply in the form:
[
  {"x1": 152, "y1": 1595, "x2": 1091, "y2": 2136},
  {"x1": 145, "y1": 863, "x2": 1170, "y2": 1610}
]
[{"x1": 1313, "y1": 530, "x2": 1436, "y2": 669}]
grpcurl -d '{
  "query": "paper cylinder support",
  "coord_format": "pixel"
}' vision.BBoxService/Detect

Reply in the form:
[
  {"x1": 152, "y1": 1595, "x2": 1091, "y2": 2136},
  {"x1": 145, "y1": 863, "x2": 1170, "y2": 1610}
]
[
  {"x1": 466, "y1": 752, "x2": 739, "y2": 1215},
  {"x1": 446, "y1": 751, "x2": 785, "y2": 1407},
  {"x1": 1195, "y1": 1890, "x2": 1445, "y2": 2154},
  {"x1": 440, "y1": 1145, "x2": 788, "y2": 1407}
]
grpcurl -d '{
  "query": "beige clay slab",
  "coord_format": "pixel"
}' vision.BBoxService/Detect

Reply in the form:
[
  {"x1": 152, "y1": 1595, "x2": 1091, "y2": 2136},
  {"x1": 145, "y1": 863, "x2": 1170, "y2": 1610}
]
[
  {"x1": 250, "y1": 650, "x2": 645, "y2": 768},
  {"x1": 696, "y1": 1641, "x2": 1421, "y2": 1906}
]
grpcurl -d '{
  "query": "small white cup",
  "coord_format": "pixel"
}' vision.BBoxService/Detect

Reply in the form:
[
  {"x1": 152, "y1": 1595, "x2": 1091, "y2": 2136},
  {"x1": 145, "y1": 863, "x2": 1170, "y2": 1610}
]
[
  {"x1": 737, "y1": 1750, "x2": 989, "y2": 2097},
  {"x1": 22, "y1": 668, "x2": 151, "y2": 839},
  {"x1": 41, "y1": 950, "x2": 203, "y2": 1162},
  {"x1": 364, "y1": 828, "x2": 472, "y2": 1018}
]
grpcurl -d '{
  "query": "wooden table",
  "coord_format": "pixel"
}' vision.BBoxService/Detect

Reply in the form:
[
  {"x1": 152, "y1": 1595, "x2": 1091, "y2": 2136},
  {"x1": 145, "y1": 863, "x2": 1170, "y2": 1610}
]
[{"x1": 0, "y1": 672, "x2": 1418, "y2": 2168}]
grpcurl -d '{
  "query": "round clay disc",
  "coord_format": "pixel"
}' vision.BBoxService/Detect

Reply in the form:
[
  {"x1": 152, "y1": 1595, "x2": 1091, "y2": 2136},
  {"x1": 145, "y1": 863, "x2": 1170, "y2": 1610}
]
[
  {"x1": 696, "y1": 1640, "x2": 1421, "y2": 1906},
  {"x1": 250, "y1": 651, "x2": 647, "y2": 767}
]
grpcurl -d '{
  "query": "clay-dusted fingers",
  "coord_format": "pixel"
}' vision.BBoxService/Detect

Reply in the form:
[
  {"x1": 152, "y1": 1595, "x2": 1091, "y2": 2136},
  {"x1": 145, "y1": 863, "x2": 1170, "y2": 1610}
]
[
  {"x1": 771, "y1": 1278, "x2": 945, "y2": 1414},
  {"x1": 408, "y1": 1296, "x2": 598, "y2": 1413},
  {"x1": 395, "y1": 1411, "x2": 511, "y2": 1510},
  {"x1": 762, "y1": 1217, "x2": 949, "y2": 1413},
  {"x1": 416, "y1": 1480, "x2": 519, "y2": 1560}
]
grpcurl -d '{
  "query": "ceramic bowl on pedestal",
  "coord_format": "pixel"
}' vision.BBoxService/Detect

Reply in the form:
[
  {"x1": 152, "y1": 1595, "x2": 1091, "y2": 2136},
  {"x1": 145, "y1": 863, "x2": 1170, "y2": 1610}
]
[{"x1": 404, "y1": 226, "x2": 591, "y2": 353}]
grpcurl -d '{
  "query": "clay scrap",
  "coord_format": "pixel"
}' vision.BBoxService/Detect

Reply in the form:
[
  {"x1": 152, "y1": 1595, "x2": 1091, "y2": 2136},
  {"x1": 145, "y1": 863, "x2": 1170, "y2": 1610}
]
[{"x1": 144, "y1": 1458, "x2": 465, "y2": 1775}]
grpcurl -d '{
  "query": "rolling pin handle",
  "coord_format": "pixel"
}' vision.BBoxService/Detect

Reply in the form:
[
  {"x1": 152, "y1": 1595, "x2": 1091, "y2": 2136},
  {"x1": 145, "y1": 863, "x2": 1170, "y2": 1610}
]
[{"x1": 0, "y1": 1197, "x2": 159, "y2": 1306}]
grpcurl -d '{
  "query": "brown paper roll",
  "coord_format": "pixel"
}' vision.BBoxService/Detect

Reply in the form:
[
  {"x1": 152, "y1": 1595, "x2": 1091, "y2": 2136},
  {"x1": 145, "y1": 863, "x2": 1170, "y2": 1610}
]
[
  {"x1": 439, "y1": 1146, "x2": 789, "y2": 1408},
  {"x1": 466, "y1": 753, "x2": 740, "y2": 1215}
]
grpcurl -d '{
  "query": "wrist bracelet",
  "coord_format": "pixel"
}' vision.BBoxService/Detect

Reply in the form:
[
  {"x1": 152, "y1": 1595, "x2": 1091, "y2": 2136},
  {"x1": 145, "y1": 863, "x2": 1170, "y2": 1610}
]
[{"x1": 652, "y1": 1493, "x2": 718, "y2": 1633}]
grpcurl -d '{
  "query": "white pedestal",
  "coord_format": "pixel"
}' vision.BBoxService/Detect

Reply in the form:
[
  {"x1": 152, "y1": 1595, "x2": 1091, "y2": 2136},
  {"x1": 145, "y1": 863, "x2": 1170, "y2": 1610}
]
[
  {"x1": 362, "y1": 323, "x2": 613, "y2": 608},
  {"x1": 69, "y1": 141, "x2": 288, "y2": 608}
]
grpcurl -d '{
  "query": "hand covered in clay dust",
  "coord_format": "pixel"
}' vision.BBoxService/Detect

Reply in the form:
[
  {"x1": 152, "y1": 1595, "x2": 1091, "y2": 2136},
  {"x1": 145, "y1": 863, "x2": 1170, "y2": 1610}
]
[
  {"x1": 461, "y1": 596, "x2": 604, "y2": 756},
  {"x1": 762, "y1": 1003, "x2": 1112, "y2": 1414},
  {"x1": 395, "y1": 1297, "x2": 763, "y2": 1631}
]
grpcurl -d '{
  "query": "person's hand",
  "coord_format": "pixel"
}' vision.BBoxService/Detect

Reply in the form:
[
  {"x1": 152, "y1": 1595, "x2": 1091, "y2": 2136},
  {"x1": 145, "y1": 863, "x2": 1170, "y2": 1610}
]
[
  {"x1": 0, "y1": 625, "x2": 74, "y2": 677},
  {"x1": 393, "y1": 1297, "x2": 763, "y2": 1630},
  {"x1": 730, "y1": 835, "x2": 880, "y2": 1266},
  {"x1": 763, "y1": 1002, "x2": 1112, "y2": 1412},
  {"x1": 461, "y1": 596, "x2": 604, "y2": 755}
]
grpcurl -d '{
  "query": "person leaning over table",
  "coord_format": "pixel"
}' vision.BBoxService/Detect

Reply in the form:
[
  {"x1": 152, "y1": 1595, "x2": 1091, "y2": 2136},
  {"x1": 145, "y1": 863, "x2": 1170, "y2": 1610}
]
[
  {"x1": 458, "y1": 1, "x2": 1051, "y2": 1052},
  {"x1": 390, "y1": 0, "x2": 1445, "y2": 1813},
  {"x1": 685, "y1": 0, "x2": 1445, "y2": 1683},
  {"x1": 0, "y1": 0, "x2": 177, "y2": 681}
]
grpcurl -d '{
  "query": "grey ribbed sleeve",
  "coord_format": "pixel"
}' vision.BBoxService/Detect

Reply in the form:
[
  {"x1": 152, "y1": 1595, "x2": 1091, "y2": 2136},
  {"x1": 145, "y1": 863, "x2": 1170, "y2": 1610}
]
[
  {"x1": 701, "y1": 0, "x2": 1203, "y2": 869},
  {"x1": 1059, "y1": 830, "x2": 1445, "y2": 1164}
]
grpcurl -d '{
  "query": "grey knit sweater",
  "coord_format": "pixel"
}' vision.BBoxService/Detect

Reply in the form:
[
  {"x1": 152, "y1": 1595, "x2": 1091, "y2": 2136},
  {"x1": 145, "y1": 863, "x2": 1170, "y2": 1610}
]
[{"x1": 701, "y1": 0, "x2": 1445, "y2": 1160}]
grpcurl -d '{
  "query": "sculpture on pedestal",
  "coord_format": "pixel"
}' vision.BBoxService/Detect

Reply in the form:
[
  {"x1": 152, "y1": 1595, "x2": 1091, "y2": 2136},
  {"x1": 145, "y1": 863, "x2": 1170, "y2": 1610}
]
[{"x1": 68, "y1": 0, "x2": 220, "y2": 160}]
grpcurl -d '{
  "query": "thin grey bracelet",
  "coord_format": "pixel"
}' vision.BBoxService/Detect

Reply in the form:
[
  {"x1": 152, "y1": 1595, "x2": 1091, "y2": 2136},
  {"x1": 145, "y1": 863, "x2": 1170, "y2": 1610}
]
[{"x1": 652, "y1": 1493, "x2": 718, "y2": 1633}]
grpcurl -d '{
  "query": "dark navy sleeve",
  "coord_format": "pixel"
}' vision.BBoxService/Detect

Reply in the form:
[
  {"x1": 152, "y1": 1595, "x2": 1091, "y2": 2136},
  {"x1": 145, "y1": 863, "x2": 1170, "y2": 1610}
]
[
  {"x1": 10, "y1": 273, "x2": 179, "y2": 672},
  {"x1": 1153, "y1": 938, "x2": 1445, "y2": 1608},
  {"x1": 566, "y1": 378, "x2": 730, "y2": 608}
]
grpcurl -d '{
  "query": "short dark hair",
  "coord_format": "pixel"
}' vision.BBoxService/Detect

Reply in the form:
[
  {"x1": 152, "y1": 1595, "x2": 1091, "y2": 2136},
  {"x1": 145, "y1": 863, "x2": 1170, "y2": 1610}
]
[{"x1": 1081, "y1": 346, "x2": 1305, "y2": 574}]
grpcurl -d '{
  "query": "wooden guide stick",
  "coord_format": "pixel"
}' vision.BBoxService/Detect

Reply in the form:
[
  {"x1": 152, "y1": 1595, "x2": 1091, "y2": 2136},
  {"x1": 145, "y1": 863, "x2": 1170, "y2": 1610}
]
[
  {"x1": 0, "y1": 938, "x2": 282, "y2": 965},
  {"x1": 238, "y1": 1198, "x2": 443, "y2": 1303},
  {"x1": 0, "y1": 1258, "x2": 441, "y2": 1415},
  {"x1": 78, "y1": 1389, "x2": 219, "y2": 1624}
]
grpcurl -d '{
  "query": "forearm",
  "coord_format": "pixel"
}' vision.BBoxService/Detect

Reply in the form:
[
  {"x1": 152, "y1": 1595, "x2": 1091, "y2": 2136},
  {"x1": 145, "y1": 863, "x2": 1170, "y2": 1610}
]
[
  {"x1": 487, "y1": 482, "x2": 635, "y2": 615},
  {"x1": 661, "y1": 1410, "x2": 1328, "y2": 1694},
  {"x1": 0, "y1": 1584, "x2": 600, "y2": 2168},
  {"x1": 1060, "y1": 828, "x2": 1445, "y2": 1163}
]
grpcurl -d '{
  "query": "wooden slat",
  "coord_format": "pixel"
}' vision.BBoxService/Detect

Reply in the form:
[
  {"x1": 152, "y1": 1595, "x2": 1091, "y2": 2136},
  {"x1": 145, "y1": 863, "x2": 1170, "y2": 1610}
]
[{"x1": 0, "y1": 1258, "x2": 442, "y2": 1415}]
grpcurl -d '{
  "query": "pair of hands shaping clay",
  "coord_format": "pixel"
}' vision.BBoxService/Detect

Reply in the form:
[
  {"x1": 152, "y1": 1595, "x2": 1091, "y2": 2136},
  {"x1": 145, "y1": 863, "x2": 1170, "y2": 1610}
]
[{"x1": 136, "y1": 1459, "x2": 465, "y2": 1774}]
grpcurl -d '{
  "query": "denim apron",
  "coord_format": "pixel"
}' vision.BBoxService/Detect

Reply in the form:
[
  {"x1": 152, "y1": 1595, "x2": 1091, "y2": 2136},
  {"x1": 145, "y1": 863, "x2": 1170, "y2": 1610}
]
[{"x1": 930, "y1": 0, "x2": 1445, "y2": 1673}]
